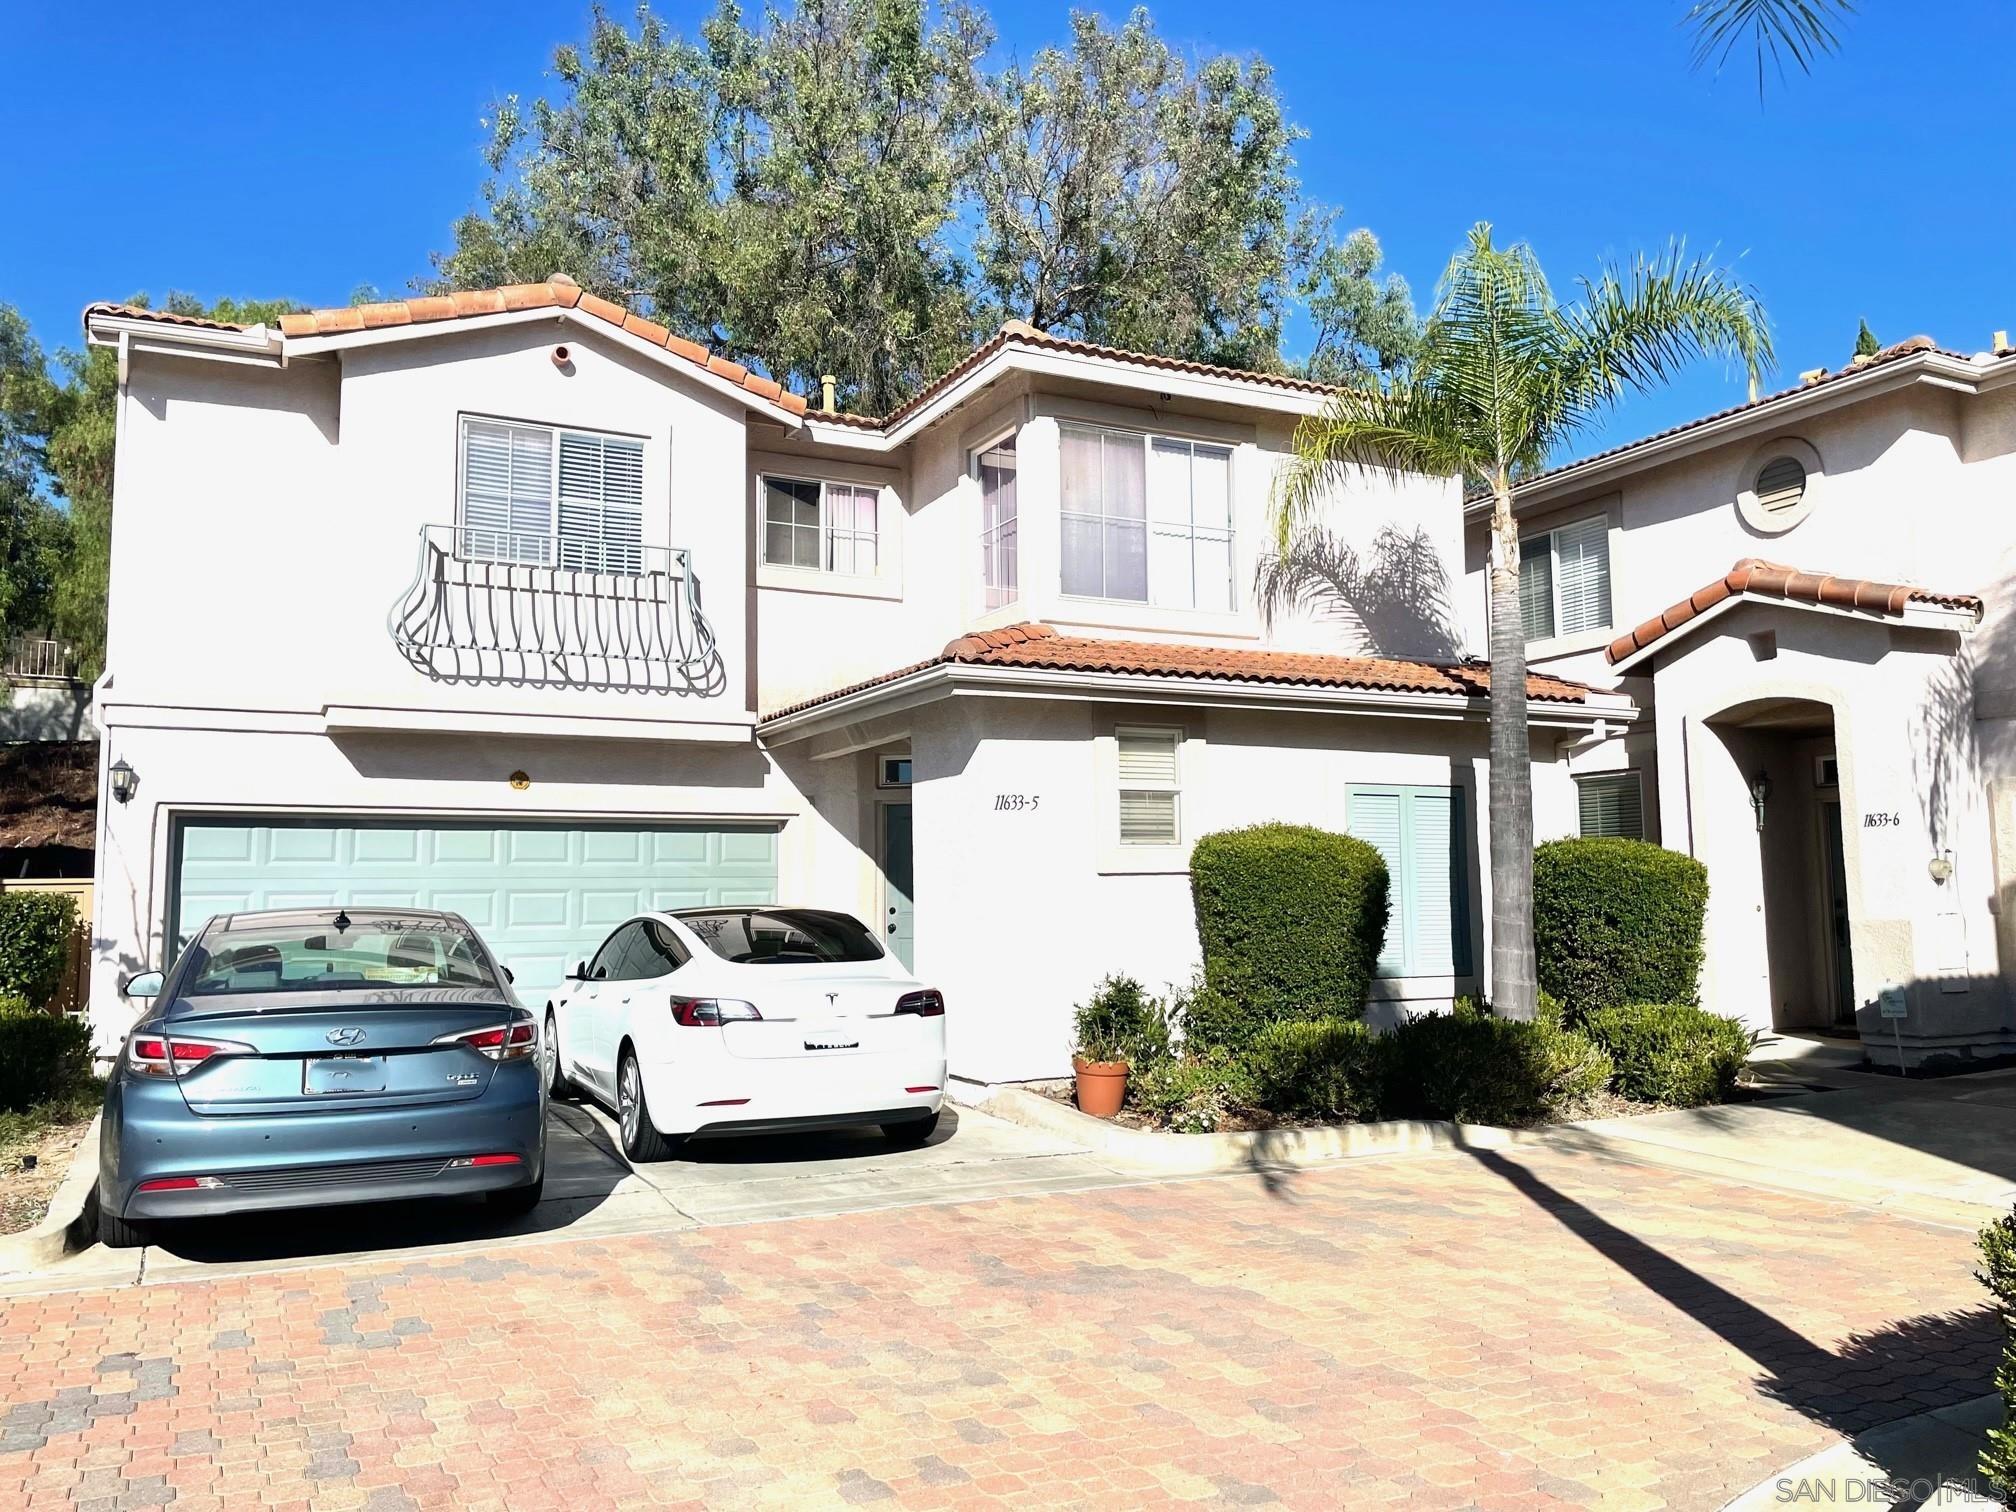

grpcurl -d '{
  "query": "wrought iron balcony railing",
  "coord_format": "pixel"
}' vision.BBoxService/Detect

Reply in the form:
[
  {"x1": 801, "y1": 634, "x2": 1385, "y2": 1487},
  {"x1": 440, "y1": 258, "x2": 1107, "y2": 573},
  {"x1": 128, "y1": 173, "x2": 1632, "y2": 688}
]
[{"x1": 388, "y1": 526, "x2": 724, "y2": 694}]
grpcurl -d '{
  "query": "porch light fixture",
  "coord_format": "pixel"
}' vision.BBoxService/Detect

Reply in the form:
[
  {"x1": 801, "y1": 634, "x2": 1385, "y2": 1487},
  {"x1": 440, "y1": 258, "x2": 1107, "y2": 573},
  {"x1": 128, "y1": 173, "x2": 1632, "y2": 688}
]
[
  {"x1": 1748, "y1": 771, "x2": 1773, "y2": 833},
  {"x1": 109, "y1": 758, "x2": 138, "y2": 806}
]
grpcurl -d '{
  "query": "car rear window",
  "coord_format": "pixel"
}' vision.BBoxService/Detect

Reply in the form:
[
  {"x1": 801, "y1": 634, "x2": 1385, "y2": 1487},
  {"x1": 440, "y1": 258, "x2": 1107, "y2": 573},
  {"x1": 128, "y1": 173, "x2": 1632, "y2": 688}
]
[
  {"x1": 682, "y1": 909, "x2": 884, "y2": 965},
  {"x1": 177, "y1": 917, "x2": 501, "y2": 999}
]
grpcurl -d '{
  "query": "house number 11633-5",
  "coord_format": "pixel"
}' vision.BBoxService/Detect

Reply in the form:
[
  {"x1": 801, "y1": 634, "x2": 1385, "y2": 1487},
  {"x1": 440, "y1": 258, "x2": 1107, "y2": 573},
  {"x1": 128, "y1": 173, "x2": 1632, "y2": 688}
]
[{"x1": 992, "y1": 794, "x2": 1041, "y2": 812}]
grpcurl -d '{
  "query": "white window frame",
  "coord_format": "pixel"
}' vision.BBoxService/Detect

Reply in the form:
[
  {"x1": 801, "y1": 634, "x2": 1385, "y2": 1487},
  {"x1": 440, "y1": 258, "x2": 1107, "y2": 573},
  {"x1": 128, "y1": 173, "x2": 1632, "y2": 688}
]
[
  {"x1": 877, "y1": 753, "x2": 913, "y2": 789},
  {"x1": 1059, "y1": 424, "x2": 1235, "y2": 611},
  {"x1": 1575, "y1": 770, "x2": 1645, "y2": 840},
  {"x1": 1519, "y1": 512, "x2": 1611, "y2": 643},
  {"x1": 759, "y1": 474, "x2": 883, "y2": 577},
  {"x1": 457, "y1": 415, "x2": 647, "y2": 573},
  {"x1": 1115, "y1": 724, "x2": 1183, "y2": 848},
  {"x1": 973, "y1": 430, "x2": 1020, "y2": 611}
]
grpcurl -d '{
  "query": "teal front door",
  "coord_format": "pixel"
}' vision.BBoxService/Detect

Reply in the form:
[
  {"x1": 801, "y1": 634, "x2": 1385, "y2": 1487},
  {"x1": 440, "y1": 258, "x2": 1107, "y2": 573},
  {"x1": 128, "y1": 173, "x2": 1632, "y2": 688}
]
[
  {"x1": 882, "y1": 803, "x2": 915, "y2": 969},
  {"x1": 173, "y1": 818, "x2": 778, "y2": 1013}
]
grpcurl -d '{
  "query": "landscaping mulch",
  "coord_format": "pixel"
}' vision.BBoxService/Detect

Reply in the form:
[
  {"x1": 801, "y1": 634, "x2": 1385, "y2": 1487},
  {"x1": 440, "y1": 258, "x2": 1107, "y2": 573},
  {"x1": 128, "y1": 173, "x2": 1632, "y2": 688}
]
[
  {"x1": 0, "y1": 1088, "x2": 99, "y2": 1237},
  {"x1": 1036, "y1": 1077, "x2": 1675, "y2": 1132}
]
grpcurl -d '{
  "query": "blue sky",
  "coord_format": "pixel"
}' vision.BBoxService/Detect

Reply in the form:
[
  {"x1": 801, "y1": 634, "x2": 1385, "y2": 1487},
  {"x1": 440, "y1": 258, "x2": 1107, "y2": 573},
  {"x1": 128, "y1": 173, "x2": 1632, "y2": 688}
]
[{"x1": 4, "y1": 1, "x2": 2010, "y2": 456}]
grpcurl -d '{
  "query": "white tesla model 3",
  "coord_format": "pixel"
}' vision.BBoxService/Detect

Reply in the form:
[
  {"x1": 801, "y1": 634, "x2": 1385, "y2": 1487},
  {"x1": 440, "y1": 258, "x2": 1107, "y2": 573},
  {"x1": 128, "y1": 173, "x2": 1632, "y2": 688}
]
[{"x1": 543, "y1": 906, "x2": 947, "y2": 1161}]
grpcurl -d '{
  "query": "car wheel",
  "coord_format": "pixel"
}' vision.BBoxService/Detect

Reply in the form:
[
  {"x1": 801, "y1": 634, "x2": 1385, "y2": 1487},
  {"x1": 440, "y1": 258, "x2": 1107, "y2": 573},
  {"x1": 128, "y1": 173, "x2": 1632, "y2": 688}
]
[
  {"x1": 881, "y1": 1110, "x2": 940, "y2": 1148},
  {"x1": 543, "y1": 1012, "x2": 574, "y2": 1099},
  {"x1": 617, "y1": 1050, "x2": 676, "y2": 1163},
  {"x1": 486, "y1": 1175, "x2": 545, "y2": 1219},
  {"x1": 95, "y1": 1191, "x2": 148, "y2": 1250}
]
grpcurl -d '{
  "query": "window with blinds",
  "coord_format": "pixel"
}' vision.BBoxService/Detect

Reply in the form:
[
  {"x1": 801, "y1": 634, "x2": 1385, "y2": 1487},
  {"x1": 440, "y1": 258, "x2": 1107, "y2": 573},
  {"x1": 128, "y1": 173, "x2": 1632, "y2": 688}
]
[
  {"x1": 1347, "y1": 784, "x2": 1470, "y2": 978},
  {"x1": 1518, "y1": 514, "x2": 1611, "y2": 641},
  {"x1": 459, "y1": 417, "x2": 645, "y2": 571},
  {"x1": 1576, "y1": 772, "x2": 1645, "y2": 840},
  {"x1": 762, "y1": 476, "x2": 880, "y2": 575},
  {"x1": 1116, "y1": 726, "x2": 1182, "y2": 846}
]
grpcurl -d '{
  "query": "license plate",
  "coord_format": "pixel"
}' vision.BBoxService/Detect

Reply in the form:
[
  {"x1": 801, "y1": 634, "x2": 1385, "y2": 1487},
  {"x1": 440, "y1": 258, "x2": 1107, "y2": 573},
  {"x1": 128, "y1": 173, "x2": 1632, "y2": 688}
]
[
  {"x1": 304, "y1": 1056, "x2": 387, "y2": 1095},
  {"x1": 799, "y1": 1022, "x2": 860, "y2": 1052}
]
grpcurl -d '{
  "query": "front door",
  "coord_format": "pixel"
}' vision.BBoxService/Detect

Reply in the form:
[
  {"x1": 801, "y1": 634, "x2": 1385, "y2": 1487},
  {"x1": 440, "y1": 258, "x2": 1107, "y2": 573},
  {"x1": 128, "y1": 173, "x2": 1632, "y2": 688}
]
[
  {"x1": 882, "y1": 803, "x2": 915, "y2": 970},
  {"x1": 1820, "y1": 800, "x2": 1855, "y2": 1025}
]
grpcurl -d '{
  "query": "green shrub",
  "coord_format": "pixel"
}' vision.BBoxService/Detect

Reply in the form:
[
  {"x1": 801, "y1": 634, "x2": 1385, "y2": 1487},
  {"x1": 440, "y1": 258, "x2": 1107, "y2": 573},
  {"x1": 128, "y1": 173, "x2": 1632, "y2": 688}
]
[
  {"x1": 0, "y1": 891, "x2": 79, "y2": 1008},
  {"x1": 1581, "y1": 1002, "x2": 1752, "y2": 1107},
  {"x1": 1977, "y1": 1211, "x2": 2016, "y2": 1502},
  {"x1": 1188, "y1": 823, "x2": 1389, "y2": 1049},
  {"x1": 1072, "y1": 975, "x2": 1173, "y2": 1066},
  {"x1": 1452, "y1": 990, "x2": 1566, "y2": 1029},
  {"x1": 1533, "y1": 838, "x2": 1708, "y2": 1017},
  {"x1": 1379, "y1": 1012, "x2": 1613, "y2": 1126},
  {"x1": 1125, "y1": 1049, "x2": 1259, "y2": 1134},
  {"x1": 0, "y1": 1010, "x2": 93, "y2": 1113},
  {"x1": 1244, "y1": 1017, "x2": 1383, "y2": 1121}
]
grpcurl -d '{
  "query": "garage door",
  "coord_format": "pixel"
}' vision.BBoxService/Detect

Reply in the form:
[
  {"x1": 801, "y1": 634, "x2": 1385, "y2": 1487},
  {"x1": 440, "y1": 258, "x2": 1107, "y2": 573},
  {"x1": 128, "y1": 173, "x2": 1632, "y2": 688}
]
[{"x1": 173, "y1": 819, "x2": 778, "y2": 1010}]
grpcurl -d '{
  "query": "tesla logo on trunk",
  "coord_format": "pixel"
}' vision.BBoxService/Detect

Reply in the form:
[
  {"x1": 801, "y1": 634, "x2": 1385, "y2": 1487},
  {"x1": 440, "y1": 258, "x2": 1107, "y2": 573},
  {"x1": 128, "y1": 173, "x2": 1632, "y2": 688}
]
[
  {"x1": 826, "y1": 992, "x2": 839, "y2": 1007},
  {"x1": 326, "y1": 1027, "x2": 367, "y2": 1047}
]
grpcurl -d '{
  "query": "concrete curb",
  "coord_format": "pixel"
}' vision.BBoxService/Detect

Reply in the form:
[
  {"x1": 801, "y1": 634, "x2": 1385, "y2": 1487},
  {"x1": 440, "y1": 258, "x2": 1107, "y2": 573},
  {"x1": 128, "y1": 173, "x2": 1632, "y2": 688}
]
[
  {"x1": 0, "y1": 1112, "x2": 101, "y2": 1274},
  {"x1": 1719, "y1": 1393, "x2": 2002, "y2": 1509},
  {"x1": 978, "y1": 1084, "x2": 1528, "y2": 1174}
]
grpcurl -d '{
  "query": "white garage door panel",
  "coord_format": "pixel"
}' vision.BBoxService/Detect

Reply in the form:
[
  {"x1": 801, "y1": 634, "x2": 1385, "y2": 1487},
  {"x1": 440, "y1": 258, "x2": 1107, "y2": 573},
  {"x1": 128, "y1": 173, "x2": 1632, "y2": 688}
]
[{"x1": 174, "y1": 820, "x2": 779, "y2": 1011}]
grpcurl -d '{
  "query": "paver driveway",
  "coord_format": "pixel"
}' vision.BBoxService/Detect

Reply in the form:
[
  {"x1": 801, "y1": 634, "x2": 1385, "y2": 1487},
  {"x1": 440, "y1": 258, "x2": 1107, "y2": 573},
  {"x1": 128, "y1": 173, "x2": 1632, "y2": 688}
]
[{"x1": 0, "y1": 1142, "x2": 1995, "y2": 1511}]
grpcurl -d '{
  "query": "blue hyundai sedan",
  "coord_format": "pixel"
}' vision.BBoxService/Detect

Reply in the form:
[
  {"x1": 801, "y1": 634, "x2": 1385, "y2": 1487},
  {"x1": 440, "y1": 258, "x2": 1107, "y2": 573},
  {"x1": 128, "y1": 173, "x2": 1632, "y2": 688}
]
[{"x1": 97, "y1": 906, "x2": 546, "y2": 1248}]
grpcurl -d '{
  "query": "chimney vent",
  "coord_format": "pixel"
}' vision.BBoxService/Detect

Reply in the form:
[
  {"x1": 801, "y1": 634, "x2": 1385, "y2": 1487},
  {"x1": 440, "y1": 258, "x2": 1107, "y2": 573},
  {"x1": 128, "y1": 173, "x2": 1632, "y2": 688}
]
[
  {"x1": 1997, "y1": 330, "x2": 2010, "y2": 355},
  {"x1": 820, "y1": 374, "x2": 838, "y2": 412}
]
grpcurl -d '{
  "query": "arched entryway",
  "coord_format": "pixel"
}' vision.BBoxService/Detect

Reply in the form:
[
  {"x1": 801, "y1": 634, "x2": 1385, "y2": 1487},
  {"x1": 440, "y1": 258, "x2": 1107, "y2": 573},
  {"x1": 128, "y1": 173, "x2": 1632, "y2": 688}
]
[{"x1": 1701, "y1": 696, "x2": 1854, "y2": 1033}]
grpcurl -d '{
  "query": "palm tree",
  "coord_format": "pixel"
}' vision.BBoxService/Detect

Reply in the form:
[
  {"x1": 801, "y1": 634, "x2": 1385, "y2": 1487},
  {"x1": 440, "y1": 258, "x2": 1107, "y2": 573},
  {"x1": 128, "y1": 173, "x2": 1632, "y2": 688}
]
[
  {"x1": 1683, "y1": 0, "x2": 1855, "y2": 93},
  {"x1": 1274, "y1": 223, "x2": 1771, "y2": 1020}
]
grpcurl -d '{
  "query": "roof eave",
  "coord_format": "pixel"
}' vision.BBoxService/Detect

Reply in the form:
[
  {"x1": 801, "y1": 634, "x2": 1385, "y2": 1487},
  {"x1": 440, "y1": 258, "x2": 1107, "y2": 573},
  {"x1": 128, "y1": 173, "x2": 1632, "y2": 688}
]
[
  {"x1": 1607, "y1": 593, "x2": 1981, "y2": 674},
  {"x1": 760, "y1": 661, "x2": 1629, "y2": 741}
]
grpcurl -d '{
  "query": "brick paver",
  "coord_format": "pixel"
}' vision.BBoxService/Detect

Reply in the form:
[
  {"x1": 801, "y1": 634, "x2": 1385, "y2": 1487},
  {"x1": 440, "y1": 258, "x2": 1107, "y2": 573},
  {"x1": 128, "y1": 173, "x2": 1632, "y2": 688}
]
[{"x1": 0, "y1": 1143, "x2": 1997, "y2": 1510}]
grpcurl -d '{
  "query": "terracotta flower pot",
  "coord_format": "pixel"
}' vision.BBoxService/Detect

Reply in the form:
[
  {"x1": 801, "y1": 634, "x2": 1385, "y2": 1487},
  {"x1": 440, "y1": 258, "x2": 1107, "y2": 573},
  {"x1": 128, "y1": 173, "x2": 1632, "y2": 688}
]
[{"x1": 1073, "y1": 1057, "x2": 1129, "y2": 1118}]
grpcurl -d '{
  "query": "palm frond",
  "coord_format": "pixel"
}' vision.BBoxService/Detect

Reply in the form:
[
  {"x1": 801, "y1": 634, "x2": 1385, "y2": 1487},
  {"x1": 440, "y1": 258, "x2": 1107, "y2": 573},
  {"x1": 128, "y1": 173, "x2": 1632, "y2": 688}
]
[
  {"x1": 1552, "y1": 243, "x2": 1773, "y2": 420},
  {"x1": 1271, "y1": 380, "x2": 1472, "y2": 544},
  {"x1": 1684, "y1": 0, "x2": 1853, "y2": 95},
  {"x1": 1425, "y1": 224, "x2": 1564, "y2": 480}
]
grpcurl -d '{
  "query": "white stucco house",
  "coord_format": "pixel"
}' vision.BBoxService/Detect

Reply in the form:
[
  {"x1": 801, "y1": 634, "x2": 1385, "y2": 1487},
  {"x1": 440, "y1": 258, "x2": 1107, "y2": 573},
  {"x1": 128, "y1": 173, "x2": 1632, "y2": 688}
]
[
  {"x1": 79, "y1": 282, "x2": 2016, "y2": 1078},
  {"x1": 80, "y1": 279, "x2": 1629, "y2": 1082}
]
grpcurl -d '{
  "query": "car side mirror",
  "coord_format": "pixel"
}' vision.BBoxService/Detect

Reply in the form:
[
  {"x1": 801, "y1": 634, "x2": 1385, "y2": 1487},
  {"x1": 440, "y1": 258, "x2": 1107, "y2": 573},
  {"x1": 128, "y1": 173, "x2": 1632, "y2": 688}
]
[
  {"x1": 502, "y1": 966, "x2": 515, "y2": 984},
  {"x1": 567, "y1": 961, "x2": 588, "y2": 982},
  {"x1": 121, "y1": 971, "x2": 164, "y2": 999}
]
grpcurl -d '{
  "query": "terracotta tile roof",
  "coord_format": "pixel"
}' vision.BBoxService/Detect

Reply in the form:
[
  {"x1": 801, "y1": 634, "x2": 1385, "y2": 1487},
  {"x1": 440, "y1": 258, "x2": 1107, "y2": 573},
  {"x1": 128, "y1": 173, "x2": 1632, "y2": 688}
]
[
  {"x1": 1488, "y1": 336, "x2": 2012, "y2": 503},
  {"x1": 763, "y1": 622, "x2": 1591, "y2": 721},
  {"x1": 1606, "y1": 558, "x2": 1984, "y2": 664},
  {"x1": 805, "y1": 319, "x2": 1337, "y2": 433},
  {"x1": 85, "y1": 280, "x2": 808, "y2": 419},
  {"x1": 82, "y1": 303, "x2": 256, "y2": 333}
]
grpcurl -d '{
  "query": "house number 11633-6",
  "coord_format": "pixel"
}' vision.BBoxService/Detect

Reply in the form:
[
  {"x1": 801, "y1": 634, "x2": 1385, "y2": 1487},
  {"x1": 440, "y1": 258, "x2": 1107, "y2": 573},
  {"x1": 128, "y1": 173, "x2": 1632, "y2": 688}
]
[
  {"x1": 993, "y1": 794, "x2": 1040, "y2": 812},
  {"x1": 1863, "y1": 811, "x2": 1902, "y2": 829}
]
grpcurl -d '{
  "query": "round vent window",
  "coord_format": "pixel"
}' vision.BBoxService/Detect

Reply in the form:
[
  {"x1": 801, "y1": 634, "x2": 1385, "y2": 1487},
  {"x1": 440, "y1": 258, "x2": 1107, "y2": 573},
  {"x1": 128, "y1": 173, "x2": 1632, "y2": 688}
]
[{"x1": 1754, "y1": 455, "x2": 1807, "y2": 513}]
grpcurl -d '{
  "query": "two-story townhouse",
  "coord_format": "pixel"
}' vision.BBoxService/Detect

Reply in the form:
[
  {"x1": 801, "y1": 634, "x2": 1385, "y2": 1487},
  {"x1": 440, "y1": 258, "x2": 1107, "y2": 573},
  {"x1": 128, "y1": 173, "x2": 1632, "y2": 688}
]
[
  {"x1": 1462, "y1": 335, "x2": 2016, "y2": 1066},
  {"x1": 82, "y1": 280, "x2": 1623, "y2": 1083}
]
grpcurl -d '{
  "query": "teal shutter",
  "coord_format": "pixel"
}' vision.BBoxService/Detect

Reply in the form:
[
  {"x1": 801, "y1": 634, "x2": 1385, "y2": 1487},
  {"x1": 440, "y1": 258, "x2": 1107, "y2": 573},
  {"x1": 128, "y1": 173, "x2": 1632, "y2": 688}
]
[
  {"x1": 1518, "y1": 535, "x2": 1554, "y2": 640},
  {"x1": 1348, "y1": 786, "x2": 1470, "y2": 978}
]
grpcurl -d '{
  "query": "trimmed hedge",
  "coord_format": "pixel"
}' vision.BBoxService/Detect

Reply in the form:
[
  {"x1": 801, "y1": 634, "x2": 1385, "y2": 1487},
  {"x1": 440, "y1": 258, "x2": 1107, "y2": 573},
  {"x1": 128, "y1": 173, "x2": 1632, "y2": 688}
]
[
  {"x1": 1188, "y1": 824, "x2": 1389, "y2": 1049},
  {"x1": 1581, "y1": 1002, "x2": 1752, "y2": 1107},
  {"x1": 1244, "y1": 1017, "x2": 1383, "y2": 1122},
  {"x1": 0, "y1": 890, "x2": 79, "y2": 1009},
  {"x1": 1533, "y1": 838, "x2": 1708, "y2": 1017},
  {"x1": 1976, "y1": 1211, "x2": 2016, "y2": 1502},
  {"x1": 1378, "y1": 1012, "x2": 1613, "y2": 1127},
  {"x1": 0, "y1": 1003, "x2": 93, "y2": 1113}
]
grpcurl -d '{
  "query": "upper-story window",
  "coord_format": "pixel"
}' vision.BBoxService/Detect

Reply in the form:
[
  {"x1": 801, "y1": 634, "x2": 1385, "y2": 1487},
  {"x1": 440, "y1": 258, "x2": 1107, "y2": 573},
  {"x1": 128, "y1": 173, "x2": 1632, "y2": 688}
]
[
  {"x1": 1519, "y1": 514, "x2": 1610, "y2": 641},
  {"x1": 459, "y1": 417, "x2": 644, "y2": 574},
  {"x1": 977, "y1": 436, "x2": 1019, "y2": 610},
  {"x1": 1060, "y1": 425, "x2": 1234, "y2": 611},
  {"x1": 763, "y1": 476, "x2": 880, "y2": 576}
]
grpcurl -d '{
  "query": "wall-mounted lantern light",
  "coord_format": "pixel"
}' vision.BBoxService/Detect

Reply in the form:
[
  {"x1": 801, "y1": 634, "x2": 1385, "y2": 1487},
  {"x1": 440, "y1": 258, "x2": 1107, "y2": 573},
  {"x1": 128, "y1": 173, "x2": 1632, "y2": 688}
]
[
  {"x1": 1748, "y1": 771, "x2": 1773, "y2": 833},
  {"x1": 109, "y1": 758, "x2": 138, "y2": 806}
]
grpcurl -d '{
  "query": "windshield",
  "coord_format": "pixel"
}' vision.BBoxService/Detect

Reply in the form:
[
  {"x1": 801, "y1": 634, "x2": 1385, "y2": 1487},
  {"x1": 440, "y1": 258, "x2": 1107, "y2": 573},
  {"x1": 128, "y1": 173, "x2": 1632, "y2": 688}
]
[
  {"x1": 178, "y1": 917, "x2": 501, "y2": 997},
  {"x1": 682, "y1": 909, "x2": 884, "y2": 965}
]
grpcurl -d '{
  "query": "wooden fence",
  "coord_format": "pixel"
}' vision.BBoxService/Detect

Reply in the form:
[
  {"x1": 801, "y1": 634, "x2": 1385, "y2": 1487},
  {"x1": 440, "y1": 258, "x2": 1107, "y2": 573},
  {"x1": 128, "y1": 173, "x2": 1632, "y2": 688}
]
[{"x1": 0, "y1": 878, "x2": 92, "y2": 1015}]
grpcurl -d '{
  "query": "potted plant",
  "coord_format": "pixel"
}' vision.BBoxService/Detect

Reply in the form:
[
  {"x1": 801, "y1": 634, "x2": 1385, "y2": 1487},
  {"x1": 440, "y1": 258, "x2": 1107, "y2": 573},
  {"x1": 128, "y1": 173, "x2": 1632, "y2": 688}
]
[{"x1": 1072, "y1": 976, "x2": 1158, "y2": 1118}]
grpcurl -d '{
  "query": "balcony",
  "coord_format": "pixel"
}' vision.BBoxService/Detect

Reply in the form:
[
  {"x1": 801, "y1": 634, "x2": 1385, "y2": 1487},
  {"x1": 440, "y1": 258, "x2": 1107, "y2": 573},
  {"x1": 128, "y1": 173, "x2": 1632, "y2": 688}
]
[
  {"x1": 388, "y1": 526, "x2": 724, "y2": 695},
  {"x1": 3, "y1": 638, "x2": 78, "y2": 682}
]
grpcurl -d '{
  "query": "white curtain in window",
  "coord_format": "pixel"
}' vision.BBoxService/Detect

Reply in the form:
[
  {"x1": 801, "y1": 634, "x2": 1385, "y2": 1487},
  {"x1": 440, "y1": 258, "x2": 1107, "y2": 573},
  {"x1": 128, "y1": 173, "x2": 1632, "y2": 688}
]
[
  {"x1": 980, "y1": 439, "x2": 1019, "y2": 609},
  {"x1": 826, "y1": 484, "x2": 878, "y2": 575}
]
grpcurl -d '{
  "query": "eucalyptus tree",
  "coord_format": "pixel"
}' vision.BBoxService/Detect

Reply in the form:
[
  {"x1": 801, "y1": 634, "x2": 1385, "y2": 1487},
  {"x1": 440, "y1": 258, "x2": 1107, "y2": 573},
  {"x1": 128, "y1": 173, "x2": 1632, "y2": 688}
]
[{"x1": 1274, "y1": 224, "x2": 1771, "y2": 1019}]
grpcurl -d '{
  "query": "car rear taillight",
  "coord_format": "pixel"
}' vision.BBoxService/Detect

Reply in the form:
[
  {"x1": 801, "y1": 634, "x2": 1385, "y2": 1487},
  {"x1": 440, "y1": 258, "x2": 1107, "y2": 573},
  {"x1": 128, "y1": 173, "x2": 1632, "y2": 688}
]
[
  {"x1": 135, "y1": 1176, "x2": 223, "y2": 1192},
  {"x1": 128, "y1": 1034, "x2": 253, "y2": 1078},
  {"x1": 432, "y1": 1021, "x2": 536, "y2": 1061},
  {"x1": 894, "y1": 990, "x2": 945, "y2": 1018},
  {"x1": 447, "y1": 1154, "x2": 523, "y2": 1168},
  {"x1": 669, "y1": 999, "x2": 762, "y2": 1027}
]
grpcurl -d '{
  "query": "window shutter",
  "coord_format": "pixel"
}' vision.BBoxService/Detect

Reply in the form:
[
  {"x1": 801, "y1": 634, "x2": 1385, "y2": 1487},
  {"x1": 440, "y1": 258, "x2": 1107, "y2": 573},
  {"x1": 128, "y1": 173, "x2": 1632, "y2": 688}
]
[
  {"x1": 1551, "y1": 516, "x2": 1611, "y2": 634},
  {"x1": 1348, "y1": 789, "x2": 1408, "y2": 976},
  {"x1": 1117, "y1": 729, "x2": 1181, "y2": 846},
  {"x1": 1408, "y1": 790, "x2": 1460, "y2": 975},
  {"x1": 1518, "y1": 534, "x2": 1555, "y2": 640},
  {"x1": 1577, "y1": 773, "x2": 1644, "y2": 839}
]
